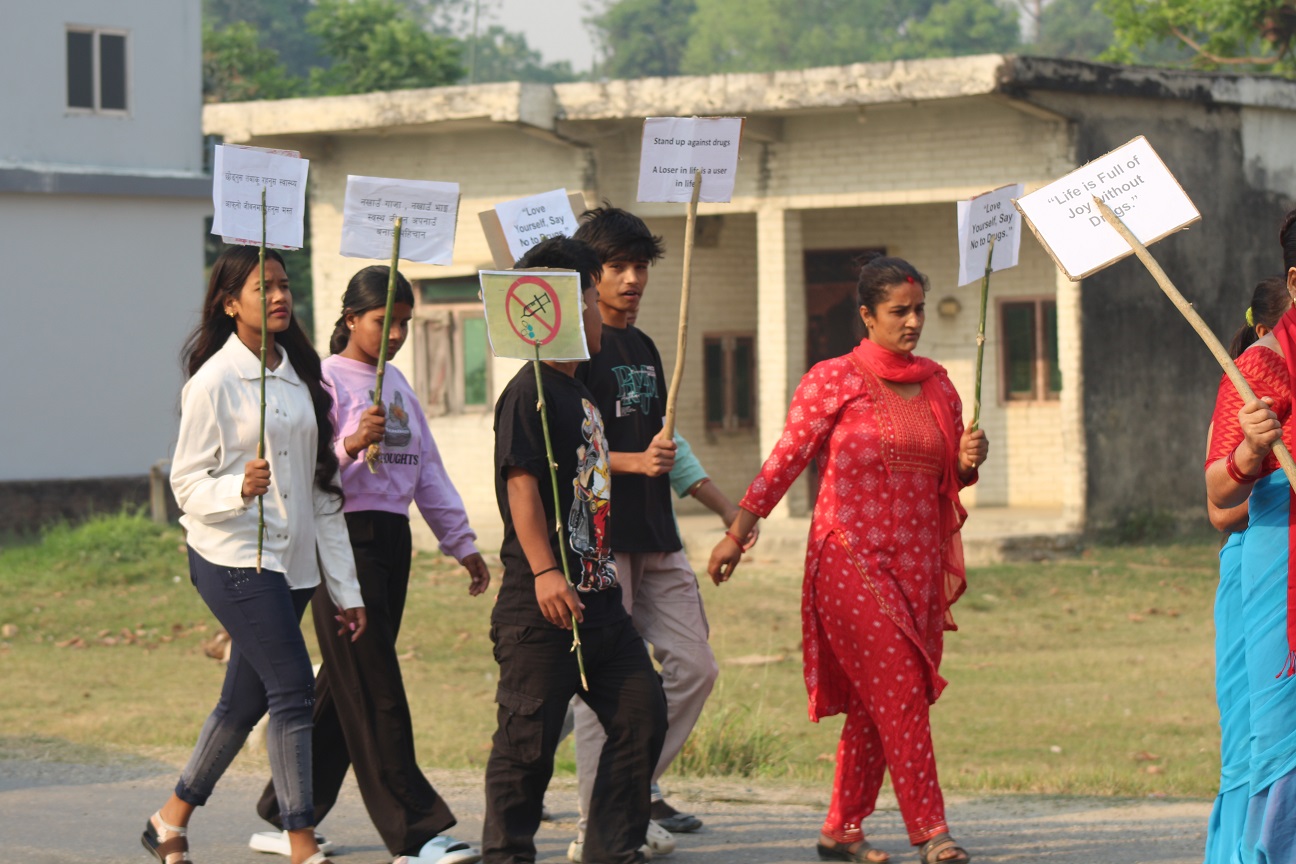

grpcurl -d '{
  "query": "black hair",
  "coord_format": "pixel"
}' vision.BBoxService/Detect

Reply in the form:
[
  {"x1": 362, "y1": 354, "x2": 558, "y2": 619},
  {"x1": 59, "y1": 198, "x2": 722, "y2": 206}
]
[
  {"x1": 515, "y1": 236, "x2": 603, "y2": 292},
  {"x1": 856, "y1": 256, "x2": 930, "y2": 334},
  {"x1": 1281, "y1": 209, "x2": 1296, "y2": 271},
  {"x1": 571, "y1": 204, "x2": 665, "y2": 265},
  {"x1": 329, "y1": 265, "x2": 416, "y2": 355},
  {"x1": 1229, "y1": 275, "x2": 1290, "y2": 358},
  {"x1": 180, "y1": 245, "x2": 343, "y2": 506}
]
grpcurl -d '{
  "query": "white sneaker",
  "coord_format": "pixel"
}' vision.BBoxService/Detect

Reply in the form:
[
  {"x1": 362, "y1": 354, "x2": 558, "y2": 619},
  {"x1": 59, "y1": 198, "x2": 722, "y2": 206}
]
[
  {"x1": 567, "y1": 836, "x2": 655, "y2": 863},
  {"x1": 646, "y1": 821, "x2": 676, "y2": 856},
  {"x1": 393, "y1": 834, "x2": 481, "y2": 864},
  {"x1": 248, "y1": 830, "x2": 334, "y2": 856}
]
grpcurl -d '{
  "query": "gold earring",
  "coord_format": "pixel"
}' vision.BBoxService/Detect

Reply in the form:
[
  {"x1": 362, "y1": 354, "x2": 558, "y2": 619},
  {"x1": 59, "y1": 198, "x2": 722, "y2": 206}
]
[{"x1": 226, "y1": 309, "x2": 236, "y2": 318}]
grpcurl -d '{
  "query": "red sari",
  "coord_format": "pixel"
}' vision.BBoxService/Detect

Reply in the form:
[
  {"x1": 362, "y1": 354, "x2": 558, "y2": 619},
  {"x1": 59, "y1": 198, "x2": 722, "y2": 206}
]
[{"x1": 740, "y1": 339, "x2": 973, "y2": 845}]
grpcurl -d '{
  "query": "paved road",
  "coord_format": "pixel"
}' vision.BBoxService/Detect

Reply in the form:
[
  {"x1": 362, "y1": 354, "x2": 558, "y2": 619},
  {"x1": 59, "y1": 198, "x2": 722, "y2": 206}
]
[{"x1": 1, "y1": 758, "x2": 1210, "y2": 863}]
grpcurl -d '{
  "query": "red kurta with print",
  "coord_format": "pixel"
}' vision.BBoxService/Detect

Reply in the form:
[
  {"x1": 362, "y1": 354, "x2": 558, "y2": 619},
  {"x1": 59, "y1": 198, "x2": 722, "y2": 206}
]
[{"x1": 741, "y1": 350, "x2": 970, "y2": 721}]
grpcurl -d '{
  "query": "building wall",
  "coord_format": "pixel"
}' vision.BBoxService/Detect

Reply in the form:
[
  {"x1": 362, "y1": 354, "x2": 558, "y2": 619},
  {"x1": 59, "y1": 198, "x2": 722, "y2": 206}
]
[
  {"x1": 1024, "y1": 90, "x2": 1296, "y2": 526},
  {"x1": 0, "y1": 194, "x2": 204, "y2": 480},
  {"x1": 0, "y1": 0, "x2": 202, "y2": 172}
]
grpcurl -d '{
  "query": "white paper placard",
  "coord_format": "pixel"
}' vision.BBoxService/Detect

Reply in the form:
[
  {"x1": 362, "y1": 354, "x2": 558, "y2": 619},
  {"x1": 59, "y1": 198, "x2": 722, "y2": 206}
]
[
  {"x1": 1014, "y1": 137, "x2": 1200, "y2": 281},
  {"x1": 212, "y1": 144, "x2": 309, "y2": 250},
  {"x1": 956, "y1": 183, "x2": 1024, "y2": 287},
  {"x1": 636, "y1": 117, "x2": 744, "y2": 203},
  {"x1": 494, "y1": 189, "x2": 578, "y2": 262},
  {"x1": 340, "y1": 175, "x2": 460, "y2": 264}
]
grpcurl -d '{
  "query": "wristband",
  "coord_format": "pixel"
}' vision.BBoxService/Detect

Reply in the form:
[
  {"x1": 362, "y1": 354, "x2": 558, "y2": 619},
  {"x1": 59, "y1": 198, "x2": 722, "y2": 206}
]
[
  {"x1": 724, "y1": 529, "x2": 748, "y2": 549},
  {"x1": 1226, "y1": 448, "x2": 1263, "y2": 484},
  {"x1": 533, "y1": 565, "x2": 562, "y2": 578}
]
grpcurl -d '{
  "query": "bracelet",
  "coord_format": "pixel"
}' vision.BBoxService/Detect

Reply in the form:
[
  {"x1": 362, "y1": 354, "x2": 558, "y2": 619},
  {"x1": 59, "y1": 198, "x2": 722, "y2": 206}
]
[
  {"x1": 688, "y1": 477, "x2": 711, "y2": 497},
  {"x1": 533, "y1": 565, "x2": 562, "y2": 578},
  {"x1": 724, "y1": 529, "x2": 748, "y2": 549},
  {"x1": 1226, "y1": 448, "x2": 1263, "y2": 484}
]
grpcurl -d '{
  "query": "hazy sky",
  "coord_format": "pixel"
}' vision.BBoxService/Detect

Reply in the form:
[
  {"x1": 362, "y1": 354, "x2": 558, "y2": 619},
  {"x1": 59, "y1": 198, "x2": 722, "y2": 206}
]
[{"x1": 491, "y1": 0, "x2": 599, "y2": 72}]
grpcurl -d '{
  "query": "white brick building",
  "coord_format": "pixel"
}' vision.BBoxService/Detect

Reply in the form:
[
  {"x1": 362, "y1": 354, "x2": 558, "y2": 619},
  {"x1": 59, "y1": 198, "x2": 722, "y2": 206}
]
[{"x1": 204, "y1": 56, "x2": 1296, "y2": 538}]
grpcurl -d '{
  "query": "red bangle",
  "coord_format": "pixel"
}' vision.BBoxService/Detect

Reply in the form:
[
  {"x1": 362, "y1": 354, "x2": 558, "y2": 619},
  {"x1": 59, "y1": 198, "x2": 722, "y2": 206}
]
[
  {"x1": 724, "y1": 529, "x2": 747, "y2": 549},
  {"x1": 1226, "y1": 449, "x2": 1262, "y2": 484}
]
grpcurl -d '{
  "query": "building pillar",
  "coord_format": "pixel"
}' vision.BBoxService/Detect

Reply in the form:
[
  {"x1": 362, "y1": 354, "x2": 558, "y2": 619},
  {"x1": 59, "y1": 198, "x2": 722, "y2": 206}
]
[
  {"x1": 1056, "y1": 268, "x2": 1086, "y2": 530},
  {"x1": 756, "y1": 206, "x2": 808, "y2": 517}
]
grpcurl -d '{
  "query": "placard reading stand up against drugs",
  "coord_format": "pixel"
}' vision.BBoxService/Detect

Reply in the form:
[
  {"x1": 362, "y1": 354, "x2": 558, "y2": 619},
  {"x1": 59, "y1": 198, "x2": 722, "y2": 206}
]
[
  {"x1": 212, "y1": 144, "x2": 309, "y2": 249},
  {"x1": 340, "y1": 175, "x2": 460, "y2": 264},
  {"x1": 637, "y1": 117, "x2": 744, "y2": 203},
  {"x1": 1015, "y1": 137, "x2": 1200, "y2": 280},
  {"x1": 480, "y1": 269, "x2": 589, "y2": 362}
]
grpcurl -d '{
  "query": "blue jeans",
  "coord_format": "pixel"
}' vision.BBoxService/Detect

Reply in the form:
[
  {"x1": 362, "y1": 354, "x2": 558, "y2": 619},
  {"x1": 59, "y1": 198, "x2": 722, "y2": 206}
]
[{"x1": 175, "y1": 548, "x2": 317, "y2": 830}]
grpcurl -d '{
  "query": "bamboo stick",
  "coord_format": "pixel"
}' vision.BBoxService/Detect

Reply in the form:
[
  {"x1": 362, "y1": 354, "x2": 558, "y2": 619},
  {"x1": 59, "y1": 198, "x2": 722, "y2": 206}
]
[
  {"x1": 366, "y1": 216, "x2": 403, "y2": 472},
  {"x1": 1093, "y1": 196, "x2": 1296, "y2": 488},
  {"x1": 256, "y1": 186, "x2": 267, "y2": 572},
  {"x1": 532, "y1": 344, "x2": 588, "y2": 689},
  {"x1": 662, "y1": 170, "x2": 703, "y2": 439},
  {"x1": 971, "y1": 235, "x2": 996, "y2": 431}
]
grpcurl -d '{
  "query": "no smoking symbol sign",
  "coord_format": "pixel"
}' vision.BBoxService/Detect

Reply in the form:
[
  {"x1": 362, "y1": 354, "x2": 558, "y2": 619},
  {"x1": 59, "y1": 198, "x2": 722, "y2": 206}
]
[{"x1": 507, "y1": 275, "x2": 563, "y2": 346}]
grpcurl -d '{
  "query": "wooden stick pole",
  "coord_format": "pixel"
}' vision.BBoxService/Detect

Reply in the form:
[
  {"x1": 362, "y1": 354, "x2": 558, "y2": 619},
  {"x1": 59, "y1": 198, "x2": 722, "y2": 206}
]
[
  {"x1": 1093, "y1": 196, "x2": 1296, "y2": 488},
  {"x1": 256, "y1": 186, "x2": 267, "y2": 572},
  {"x1": 971, "y1": 235, "x2": 996, "y2": 431},
  {"x1": 532, "y1": 343, "x2": 588, "y2": 690},
  {"x1": 365, "y1": 216, "x2": 403, "y2": 472},
  {"x1": 662, "y1": 170, "x2": 703, "y2": 439}
]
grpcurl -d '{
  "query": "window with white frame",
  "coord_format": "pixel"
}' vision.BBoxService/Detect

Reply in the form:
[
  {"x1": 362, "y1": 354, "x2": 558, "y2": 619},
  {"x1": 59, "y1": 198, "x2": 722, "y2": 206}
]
[
  {"x1": 999, "y1": 298, "x2": 1061, "y2": 401},
  {"x1": 414, "y1": 278, "x2": 490, "y2": 417},
  {"x1": 67, "y1": 27, "x2": 128, "y2": 113},
  {"x1": 703, "y1": 333, "x2": 756, "y2": 430}
]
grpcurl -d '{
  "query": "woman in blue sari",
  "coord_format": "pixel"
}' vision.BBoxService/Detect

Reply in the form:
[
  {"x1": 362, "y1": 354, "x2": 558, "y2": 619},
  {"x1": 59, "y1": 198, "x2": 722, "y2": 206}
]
[
  {"x1": 1204, "y1": 275, "x2": 1288, "y2": 864},
  {"x1": 1206, "y1": 237, "x2": 1296, "y2": 862}
]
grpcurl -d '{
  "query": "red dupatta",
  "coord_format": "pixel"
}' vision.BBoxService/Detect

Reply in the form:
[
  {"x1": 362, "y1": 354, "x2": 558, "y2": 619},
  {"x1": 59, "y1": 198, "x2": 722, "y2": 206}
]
[
  {"x1": 851, "y1": 339, "x2": 969, "y2": 628},
  {"x1": 1269, "y1": 308, "x2": 1296, "y2": 673}
]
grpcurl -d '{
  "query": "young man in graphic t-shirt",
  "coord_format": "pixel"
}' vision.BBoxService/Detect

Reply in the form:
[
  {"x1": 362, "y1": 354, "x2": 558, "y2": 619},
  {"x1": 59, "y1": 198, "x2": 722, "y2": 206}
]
[
  {"x1": 483, "y1": 236, "x2": 666, "y2": 864},
  {"x1": 567, "y1": 207, "x2": 727, "y2": 850}
]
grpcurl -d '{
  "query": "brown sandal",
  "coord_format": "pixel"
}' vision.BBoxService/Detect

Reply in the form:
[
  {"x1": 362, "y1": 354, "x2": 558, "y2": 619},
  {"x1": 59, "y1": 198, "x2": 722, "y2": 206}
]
[
  {"x1": 141, "y1": 813, "x2": 192, "y2": 864},
  {"x1": 918, "y1": 832, "x2": 970, "y2": 864},
  {"x1": 818, "y1": 838, "x2": 891, "y2": 863}
]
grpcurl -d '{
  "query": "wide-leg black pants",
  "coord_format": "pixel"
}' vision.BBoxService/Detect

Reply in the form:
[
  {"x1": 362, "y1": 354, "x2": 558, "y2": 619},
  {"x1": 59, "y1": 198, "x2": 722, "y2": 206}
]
[
  {"x1": 482, "y1": 618, "x2": 667, "y2": 864},
  {"x1": 258, "y1": 511, "x2": 455, "y2": 857}
]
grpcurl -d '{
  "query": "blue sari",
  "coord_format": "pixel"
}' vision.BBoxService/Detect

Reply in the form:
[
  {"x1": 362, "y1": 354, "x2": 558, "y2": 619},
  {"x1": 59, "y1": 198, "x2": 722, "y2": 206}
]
[
  {"x1": 1205, "y1": 532, "x2": 1249, "y2": 864},
  {"x1": 1236, "y1": 470, "x2": 1296, "y2": 863}
]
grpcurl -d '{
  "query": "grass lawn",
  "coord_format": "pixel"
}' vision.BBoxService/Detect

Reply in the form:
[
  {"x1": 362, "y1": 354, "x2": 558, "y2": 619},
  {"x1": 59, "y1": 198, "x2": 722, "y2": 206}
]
[{"x1": 0, "y1": 512, "x2": 1224, "y2": 798}]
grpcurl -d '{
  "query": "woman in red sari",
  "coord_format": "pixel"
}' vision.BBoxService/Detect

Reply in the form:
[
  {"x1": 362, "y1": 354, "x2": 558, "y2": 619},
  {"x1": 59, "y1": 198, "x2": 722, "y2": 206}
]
[{"x1": 709, "y1": 256, "x2": 987, "y2": 864}]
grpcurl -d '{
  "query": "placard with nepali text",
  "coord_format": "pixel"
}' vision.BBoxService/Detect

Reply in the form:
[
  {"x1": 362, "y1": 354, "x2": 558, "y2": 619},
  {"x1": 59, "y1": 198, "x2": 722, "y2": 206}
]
[
  {"x1": 637, "y1": 117, "x2": 744, "y2": 204},
  {"x1": 211, "y1": 144, "x2": 308, "y2": 250},
  {"x1": 956, "y1": 183, "x2": 1024, "y2": 287},
  {"x1": 480, "y1": 269, "x2": 589, "y2": 362},
  {"x1": 340, "y1": 175, "x2": 460, "y2": 264},
  {"x1": 1014, "y1": 137, "x2": 1200, "y2": 281}
]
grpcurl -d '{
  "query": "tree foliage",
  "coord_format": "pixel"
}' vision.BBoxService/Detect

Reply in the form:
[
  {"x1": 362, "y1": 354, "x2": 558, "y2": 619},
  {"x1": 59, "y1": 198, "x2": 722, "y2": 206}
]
[
  {"x1": 304, "y1": 0, "x2": 463, "y2": 95},
  {"x1": 1101, "y1": 0, "x2": 1288, "y2": 70},
  {"x1": 202, "y1": 20, "x2": 300, "y2": 103},
  {"x1": 463, "y1": 25, "x2": 580, "y2": 84},
  {"x1": 590, "y1": 0, "x2": 1020, "y2": 77}
]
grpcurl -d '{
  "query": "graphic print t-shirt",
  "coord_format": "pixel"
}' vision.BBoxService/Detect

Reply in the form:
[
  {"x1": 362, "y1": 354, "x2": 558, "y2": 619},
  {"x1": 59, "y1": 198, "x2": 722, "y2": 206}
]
[
  {"x1": 575, "y1": 324, "x2": 681, "y2": 553},
  {"x1": 493, "y1": 363, "x2": 626, "y2": 629}
]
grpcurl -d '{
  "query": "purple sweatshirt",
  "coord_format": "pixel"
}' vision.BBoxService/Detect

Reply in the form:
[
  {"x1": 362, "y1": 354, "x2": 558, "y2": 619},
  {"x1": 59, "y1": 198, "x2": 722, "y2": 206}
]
[{"x1": 323, "y1": 354, "x2": 478, "y2": 562}]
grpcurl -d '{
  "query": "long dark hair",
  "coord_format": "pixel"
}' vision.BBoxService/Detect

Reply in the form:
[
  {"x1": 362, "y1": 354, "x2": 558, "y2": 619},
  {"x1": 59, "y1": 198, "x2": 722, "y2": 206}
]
[
  {"x1": 181, "y1": 245, "x2": 342, "y2": 504},
  {"x1": 329, "y1": 265, "x2": 416, "y2": 355},
  {"x1": 1229, "y1": 275, "x2": 1290, "y2": 358}
]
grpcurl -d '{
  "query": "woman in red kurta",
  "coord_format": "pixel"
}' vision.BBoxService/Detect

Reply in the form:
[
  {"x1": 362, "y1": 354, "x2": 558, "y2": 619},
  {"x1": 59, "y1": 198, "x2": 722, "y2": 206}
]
[{"x1": 710, "y1": 257, "x2": 987, "y2": 864}]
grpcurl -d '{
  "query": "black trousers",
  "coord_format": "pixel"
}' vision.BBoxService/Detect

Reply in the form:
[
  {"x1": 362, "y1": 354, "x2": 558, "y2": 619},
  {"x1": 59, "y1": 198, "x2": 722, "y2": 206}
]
[
  {"x1": 258, "y1": 511, "x2": 455, "y2": 856},
  {"x1": 482, "y1": 619, "x2": 667, "y2": 864}
]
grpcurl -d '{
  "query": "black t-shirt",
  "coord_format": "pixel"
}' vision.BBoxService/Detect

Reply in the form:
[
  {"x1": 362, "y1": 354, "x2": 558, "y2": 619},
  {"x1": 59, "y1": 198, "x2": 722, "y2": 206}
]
[
  {"x1": 493, "y1": 362, "x2": 626, "y2": 629},
  {"x1": 575, "y1": 324, "x2": 682, "y2": 553}
]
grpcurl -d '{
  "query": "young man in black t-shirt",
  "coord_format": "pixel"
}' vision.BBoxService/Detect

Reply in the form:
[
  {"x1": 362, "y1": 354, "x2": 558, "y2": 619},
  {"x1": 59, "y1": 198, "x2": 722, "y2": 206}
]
[
  {"x1": 483, "y1": 237, "x2": 666, "y2": 864},
  {"x1": 567, "y1": 207, "x2": 722, "y2": 849}
]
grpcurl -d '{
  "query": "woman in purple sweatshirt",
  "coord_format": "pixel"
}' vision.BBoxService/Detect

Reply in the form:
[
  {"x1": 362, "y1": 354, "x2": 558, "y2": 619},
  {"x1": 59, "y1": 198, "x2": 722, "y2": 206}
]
[{"x1": 253, "y1": 265, "x2": 490, "y2": 864}]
